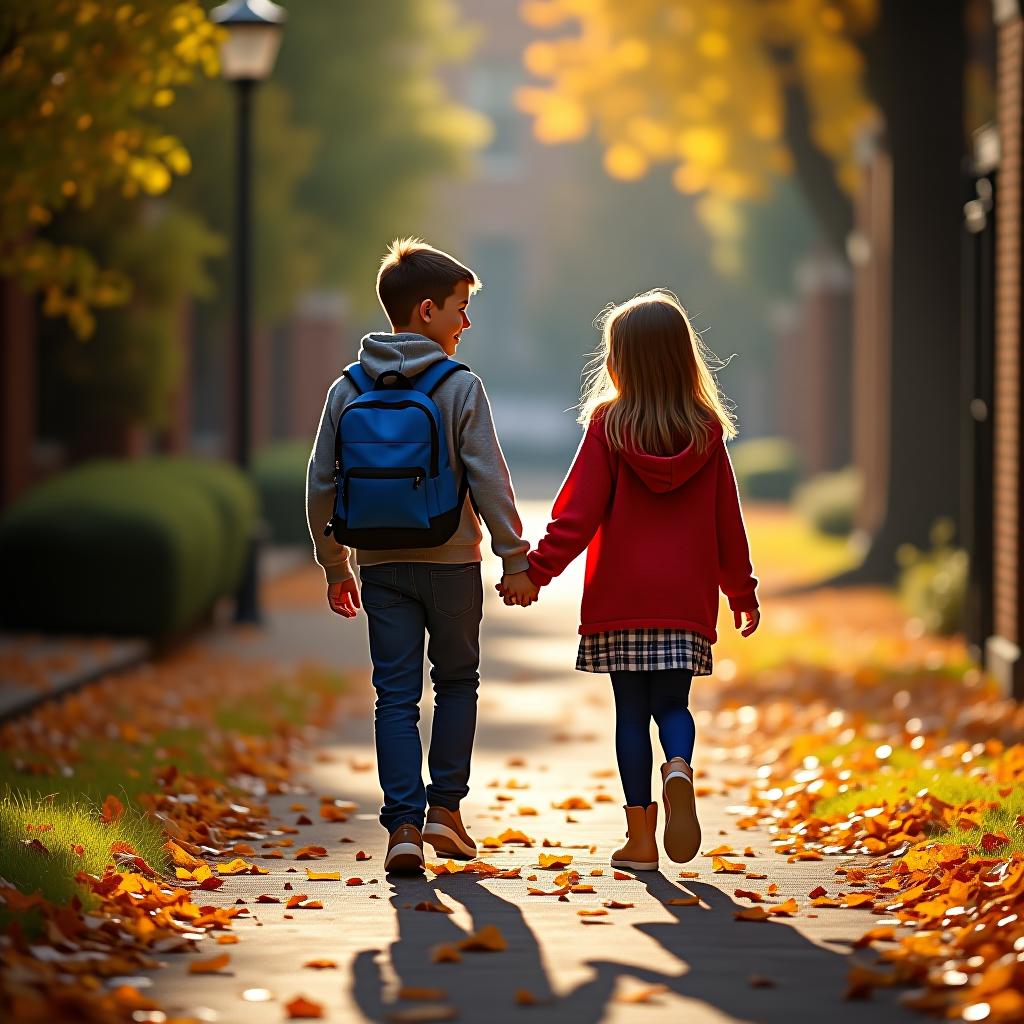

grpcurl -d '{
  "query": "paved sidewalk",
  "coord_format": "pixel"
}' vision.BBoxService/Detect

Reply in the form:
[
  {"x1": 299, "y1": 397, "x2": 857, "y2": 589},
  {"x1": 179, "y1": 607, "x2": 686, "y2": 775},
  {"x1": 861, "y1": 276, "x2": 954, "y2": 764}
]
[{"x1": 149, "y1": 504, "x2": 920, "y2": 1024}]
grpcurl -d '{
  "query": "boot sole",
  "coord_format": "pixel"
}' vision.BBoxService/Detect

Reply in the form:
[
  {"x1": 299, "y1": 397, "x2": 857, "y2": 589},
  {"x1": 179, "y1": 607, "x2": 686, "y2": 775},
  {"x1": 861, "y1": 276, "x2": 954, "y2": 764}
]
[
  {"x1": 663, "y1": 773, "x2": 701, "y2": 863},
  {"x1": 609, "y1": 856, "x2": 659, "y2": 871},
  {"x1": 385, "y1": 842, "x2": 425, "y2": 875},
  {"x1": 423, "y1": 823, "x2": 477, "y2": 860}
]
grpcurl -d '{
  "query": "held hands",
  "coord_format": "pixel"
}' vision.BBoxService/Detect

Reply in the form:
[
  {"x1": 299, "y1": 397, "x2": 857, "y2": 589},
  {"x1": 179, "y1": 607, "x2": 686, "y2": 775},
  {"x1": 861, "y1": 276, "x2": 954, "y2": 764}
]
[
  {"x1": 496, "y1": 570, "x2": 540, "y2": 608},
  {"x1": 734, "y1": 608, "x2": 760, "y2": 637},
  {"x1": 327, "y1": 578, "x2": 361, "y2": 618}
]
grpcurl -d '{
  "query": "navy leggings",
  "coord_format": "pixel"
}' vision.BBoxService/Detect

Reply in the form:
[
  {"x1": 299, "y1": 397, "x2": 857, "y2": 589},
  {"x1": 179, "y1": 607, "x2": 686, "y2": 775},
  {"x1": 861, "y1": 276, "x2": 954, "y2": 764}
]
[{"x1": 610, "y1": 669, "x2": 696, "y2": 807}]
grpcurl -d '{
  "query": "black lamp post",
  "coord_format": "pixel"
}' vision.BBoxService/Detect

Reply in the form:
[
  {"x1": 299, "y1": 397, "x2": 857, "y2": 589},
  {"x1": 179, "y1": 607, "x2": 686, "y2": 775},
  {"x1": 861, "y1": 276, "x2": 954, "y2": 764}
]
[{"x1": 211, "y1": 0, "x2": 286, "y2": 623}]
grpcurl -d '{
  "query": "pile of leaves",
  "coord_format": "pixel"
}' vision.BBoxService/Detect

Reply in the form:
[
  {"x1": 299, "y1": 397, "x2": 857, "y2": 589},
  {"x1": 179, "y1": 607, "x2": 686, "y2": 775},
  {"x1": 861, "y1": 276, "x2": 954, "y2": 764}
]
[
  {"x1": 703, "y1": 585, "x2": 1024, "y2": 1020},
  {"x1": 0, "y1": 648, "x2": 346, "y2": 1022}
]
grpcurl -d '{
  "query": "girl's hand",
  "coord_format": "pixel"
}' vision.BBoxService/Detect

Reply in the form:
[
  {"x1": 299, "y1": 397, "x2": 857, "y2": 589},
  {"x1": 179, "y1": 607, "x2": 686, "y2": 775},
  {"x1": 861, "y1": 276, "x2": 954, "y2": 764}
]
[
  {"x1": 734, "y1": 608, "x2": 759, "y2": 637},
  {"x1": 496, "y1": 571, "x2": 540, "y2": 607}
]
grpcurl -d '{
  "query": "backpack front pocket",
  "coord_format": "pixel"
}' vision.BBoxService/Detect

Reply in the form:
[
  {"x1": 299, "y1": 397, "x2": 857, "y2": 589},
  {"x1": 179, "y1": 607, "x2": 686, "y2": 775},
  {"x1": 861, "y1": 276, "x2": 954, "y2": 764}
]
[{"x1": 344, "y1": 468, "x2": 429, "y2": 530}]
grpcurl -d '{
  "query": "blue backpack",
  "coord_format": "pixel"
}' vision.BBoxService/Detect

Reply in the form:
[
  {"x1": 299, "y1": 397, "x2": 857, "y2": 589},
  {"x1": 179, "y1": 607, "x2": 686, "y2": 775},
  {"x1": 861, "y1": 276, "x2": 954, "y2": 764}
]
[{"x1": 323, "y1": 358, "x2": 471, "y2": 550}]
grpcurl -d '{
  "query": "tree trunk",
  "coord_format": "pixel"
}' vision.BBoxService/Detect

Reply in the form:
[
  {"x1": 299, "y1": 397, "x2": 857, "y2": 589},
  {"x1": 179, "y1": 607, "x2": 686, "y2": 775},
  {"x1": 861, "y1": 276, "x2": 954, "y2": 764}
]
[{"x1": 834, "y1": 2, "x2": 966, "y2": 583}]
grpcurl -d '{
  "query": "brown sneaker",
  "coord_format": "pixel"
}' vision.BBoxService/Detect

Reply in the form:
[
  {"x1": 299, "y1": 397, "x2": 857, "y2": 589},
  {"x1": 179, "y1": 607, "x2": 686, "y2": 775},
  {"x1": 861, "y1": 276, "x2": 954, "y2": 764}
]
[
  {"x1": 423, "y1": 806, "x2": 477, "y2": 860},
  {"x1": 662, "y1": 757, "x2": 701, "y2": 863},
  {"x1": 385, "y1": 823, "x2": 425, "y2": 874}
]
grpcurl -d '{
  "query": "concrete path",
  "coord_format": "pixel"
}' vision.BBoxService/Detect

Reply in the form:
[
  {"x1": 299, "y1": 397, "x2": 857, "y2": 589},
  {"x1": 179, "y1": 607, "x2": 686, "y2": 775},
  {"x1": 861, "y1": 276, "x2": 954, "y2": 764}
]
[{"x1": 149, "y1": 503, "x2": 920, "y2": 1024}]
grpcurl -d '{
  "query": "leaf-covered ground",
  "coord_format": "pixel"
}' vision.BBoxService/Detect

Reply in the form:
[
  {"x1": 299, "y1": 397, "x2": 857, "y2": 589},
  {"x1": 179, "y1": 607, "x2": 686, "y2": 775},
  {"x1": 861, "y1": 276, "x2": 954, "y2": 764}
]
[{"x1": 2, "y1": 504, "x2": 1023, "y2": 1022}]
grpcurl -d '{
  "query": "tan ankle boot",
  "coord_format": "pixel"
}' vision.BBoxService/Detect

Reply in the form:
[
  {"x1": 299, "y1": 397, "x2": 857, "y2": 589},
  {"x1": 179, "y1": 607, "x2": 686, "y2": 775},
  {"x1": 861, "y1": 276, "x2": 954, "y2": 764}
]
[
  {"x1": 610, "y1": 803, "x2": 659, "y2": 871},
  {"x1": 662, "y1": 757, "x2": 701, "y2": 863}
]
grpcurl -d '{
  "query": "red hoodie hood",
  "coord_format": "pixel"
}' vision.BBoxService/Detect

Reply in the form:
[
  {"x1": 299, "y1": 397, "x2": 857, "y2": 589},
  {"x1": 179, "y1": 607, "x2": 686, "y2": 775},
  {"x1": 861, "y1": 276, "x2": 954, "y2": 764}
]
[{"x1": 619, "y1": 432, "x2": 721, "y2": 493}]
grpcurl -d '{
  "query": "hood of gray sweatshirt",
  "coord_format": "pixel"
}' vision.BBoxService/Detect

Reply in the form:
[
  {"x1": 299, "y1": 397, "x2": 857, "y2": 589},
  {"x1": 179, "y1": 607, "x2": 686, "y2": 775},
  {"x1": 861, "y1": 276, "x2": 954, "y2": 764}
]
[{"x1": 357, "y1": 332, "x2": 451, "y2": 380}]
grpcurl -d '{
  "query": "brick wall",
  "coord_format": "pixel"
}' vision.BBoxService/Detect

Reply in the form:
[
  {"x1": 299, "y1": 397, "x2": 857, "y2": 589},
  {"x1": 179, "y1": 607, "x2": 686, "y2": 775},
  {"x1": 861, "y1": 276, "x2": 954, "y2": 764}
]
[{"x1": 990, "y1": 8, "x2": 1024, "y2": 695}]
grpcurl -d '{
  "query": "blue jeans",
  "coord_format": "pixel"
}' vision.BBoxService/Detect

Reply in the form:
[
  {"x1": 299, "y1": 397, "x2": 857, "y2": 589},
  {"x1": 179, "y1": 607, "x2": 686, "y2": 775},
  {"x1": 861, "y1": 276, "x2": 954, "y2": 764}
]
[
  {"x1": 610, "y1": 669, "x2": 696, "y2": 807},
  {"x1": 359, "y1": 562, "x2": 483, "y2": 832}
]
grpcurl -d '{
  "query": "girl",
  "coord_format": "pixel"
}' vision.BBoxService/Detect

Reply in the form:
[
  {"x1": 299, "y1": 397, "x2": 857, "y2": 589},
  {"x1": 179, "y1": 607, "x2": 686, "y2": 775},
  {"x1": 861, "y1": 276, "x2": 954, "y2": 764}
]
[{"x1": 501, "y1": 289, "x2": 760, "y2": 869}]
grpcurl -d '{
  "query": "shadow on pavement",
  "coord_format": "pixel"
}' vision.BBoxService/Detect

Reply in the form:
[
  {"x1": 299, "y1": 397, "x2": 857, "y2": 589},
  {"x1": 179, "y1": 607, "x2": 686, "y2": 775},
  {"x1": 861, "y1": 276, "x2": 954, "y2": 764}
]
[{"x1": 350, "y1": 871, "x2": 919, "y2": 1023}]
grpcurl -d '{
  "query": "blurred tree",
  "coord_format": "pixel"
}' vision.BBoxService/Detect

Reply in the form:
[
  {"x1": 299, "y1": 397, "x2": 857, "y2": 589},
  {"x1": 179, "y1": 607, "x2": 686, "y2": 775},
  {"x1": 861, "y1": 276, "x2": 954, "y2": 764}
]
[
  {"x1": 516, "y1": 0, "x2": 878, "y2": 273},
  {"x1": 38, "y1": 197, "x2": 221, "y2": 450},
  {"x1": 167, "y1": 0, "x2": 491, "y2": 327},
  {"x1": 519, "y1": 0, "x2": 969, "y2": 581},
  {"x1": 0, "y1": 1, "x2": 221, "y2": 337}
]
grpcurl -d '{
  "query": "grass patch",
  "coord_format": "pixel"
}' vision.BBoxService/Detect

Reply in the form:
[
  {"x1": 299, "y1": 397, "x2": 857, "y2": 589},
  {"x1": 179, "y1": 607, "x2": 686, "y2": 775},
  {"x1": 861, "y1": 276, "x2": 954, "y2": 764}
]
[
  {"x1": 744, "y1": 503, "x2": 860, "y2": 585},
  {"x1": 0, "y1": 659, "x2": 347, "y2": 922},
  {"x1": 811, "y1": 749, "x2": 1024, "y2": 858},
  {"x1": 0, "y1": 791, "x2": 168, "y2": 930}
]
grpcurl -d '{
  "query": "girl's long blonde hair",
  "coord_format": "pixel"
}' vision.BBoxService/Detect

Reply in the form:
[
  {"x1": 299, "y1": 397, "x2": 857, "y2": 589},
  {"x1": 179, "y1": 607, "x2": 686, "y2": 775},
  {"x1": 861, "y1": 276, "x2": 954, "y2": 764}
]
[{"x1": 579, "y1": 289, "x2": 736, "y2": 456}]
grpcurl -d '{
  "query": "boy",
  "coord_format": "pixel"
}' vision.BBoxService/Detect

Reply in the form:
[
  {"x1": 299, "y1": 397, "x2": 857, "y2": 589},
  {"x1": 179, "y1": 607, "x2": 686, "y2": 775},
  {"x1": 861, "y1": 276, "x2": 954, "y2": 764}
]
[{"x1": 306, "y1": 238, "x2": 534, "y2": 874}]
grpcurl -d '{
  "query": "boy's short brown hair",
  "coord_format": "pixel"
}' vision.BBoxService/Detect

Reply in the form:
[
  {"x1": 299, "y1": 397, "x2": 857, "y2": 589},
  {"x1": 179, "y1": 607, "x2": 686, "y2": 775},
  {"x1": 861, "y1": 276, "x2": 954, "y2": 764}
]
[{"x1": 377, "y1": 237, "x2": 480, "y2": 327}]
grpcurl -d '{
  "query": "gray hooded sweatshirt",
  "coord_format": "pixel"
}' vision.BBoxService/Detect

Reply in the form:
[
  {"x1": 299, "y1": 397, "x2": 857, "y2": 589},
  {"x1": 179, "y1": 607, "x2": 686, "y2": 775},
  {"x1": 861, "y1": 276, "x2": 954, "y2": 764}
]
[{"x1": 306, "y1": 333, "x2": 530, "y2": 583}]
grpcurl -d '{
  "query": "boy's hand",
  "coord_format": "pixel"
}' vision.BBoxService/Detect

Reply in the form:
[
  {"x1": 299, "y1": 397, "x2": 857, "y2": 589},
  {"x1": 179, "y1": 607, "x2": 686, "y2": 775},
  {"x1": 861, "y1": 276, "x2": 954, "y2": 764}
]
[
  {"x1": 496, "y1": 571, "x2": 540, "y2": 607},
  {"x1": 328, "y1": 579, "x2": 361, "y2": 618},
  {"x1": 734, "y1": 608, "x2": 760, "y2": 637}
]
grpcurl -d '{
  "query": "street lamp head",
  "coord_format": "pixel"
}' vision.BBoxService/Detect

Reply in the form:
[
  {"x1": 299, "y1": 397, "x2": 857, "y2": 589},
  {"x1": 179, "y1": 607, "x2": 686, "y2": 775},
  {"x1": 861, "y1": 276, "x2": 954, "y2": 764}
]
[{"x1": 211, "y1": 0, "x2": 287, "y2": 82}]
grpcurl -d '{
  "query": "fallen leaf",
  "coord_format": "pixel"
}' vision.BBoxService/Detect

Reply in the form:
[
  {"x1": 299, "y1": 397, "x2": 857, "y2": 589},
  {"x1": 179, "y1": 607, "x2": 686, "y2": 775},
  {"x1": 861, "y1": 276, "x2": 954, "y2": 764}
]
[
  {"x1": 603, "y1": 900, "x2": 634, "y2": 909},
  {"x1": 285, "y1": 995, "x2": 324, "y2": 1019},
  {"x1": 356, "y1": 850, "x2": 372, "y2": 861},
  {"x1": 538, "y1": 852, "x2": 573, "y2": 869},
  {"x1": 616, "y1": 984, "x2": 668, "y2": 1004},
  {"x1": 666, "y1": 895, "x2": 700, "y2": 907},
  {"x1": 734, "y1": 906, "x2": 771, "y2": 922},
  {"x1": 578, "y1": 908, "x2": 609, "y2": 917},
  {"x1": 189, "y1": 953, "x2": 231, "y2": 974},
  {"x1": 100, "y1": 794, "x2": 124, "y2": 825},
  {"x1": 397, "y1": 987, "x2": 448, "y2": 1001},
  {"x1": 769, "y1": 898, "x2": 799, "y2": 916},
  {"x1": 294, "y1": 845, "x2": 328, "y2": 860},
  {"x1": 305, "y1": 869, "x2": 341, "y2": 881},
  {"x1": 414, "y1": 901, "x2": 454, "y2": 914},
  {"x1": 303, "y1": 959, "x2": 338, "y2": 969}
]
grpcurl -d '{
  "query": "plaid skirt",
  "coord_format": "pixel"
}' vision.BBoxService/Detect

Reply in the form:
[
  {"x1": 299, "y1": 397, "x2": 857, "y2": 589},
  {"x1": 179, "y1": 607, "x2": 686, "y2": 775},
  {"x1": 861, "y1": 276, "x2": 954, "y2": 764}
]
[{"x1": 576, "y1": 628, "x2": 713, "y2": 675}]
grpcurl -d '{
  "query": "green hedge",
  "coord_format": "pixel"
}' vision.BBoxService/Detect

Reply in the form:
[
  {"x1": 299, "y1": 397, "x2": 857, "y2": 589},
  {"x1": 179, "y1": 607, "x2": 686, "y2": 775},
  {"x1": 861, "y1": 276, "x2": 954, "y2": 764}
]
[
  {"x1": 0, "y1": 459, "x2": 257, "y2": 637},
  {"x1": 148, "y1": 457, "x2": 258, "y2": 596},
  {"x1": 253, "y1": 441, "x2": 311, "y2": 546},
  {"x1": 793, "y1": 466, "x2": 863, "y2": 537},
  {"x1": 729, "y1": 437, "x2": 802, "y2": 501}
]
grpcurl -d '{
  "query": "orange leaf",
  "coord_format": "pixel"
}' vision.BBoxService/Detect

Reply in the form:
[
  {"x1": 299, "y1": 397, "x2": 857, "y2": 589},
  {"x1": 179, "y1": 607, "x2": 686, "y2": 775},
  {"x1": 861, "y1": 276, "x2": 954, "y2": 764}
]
[
  {"x1": 415, "y1": 901, "x2": 454, "y2": 914},
  {"x1": 703, "y1": 844, "x2": 734, "y2": 856},
  {"x1": 188, "y1": 953, "x2": 231, "y2": 974},
  {"x1": 769, "y1": 898, "x2": 799, "y2": 916},
  {"x1": 305, "y1": 869, "x2": 340, "y2": 881},
  {"x1": 665, "y1": 895, "x2": 700, "y2": 907},
  {"x1": 285, "y1": 995, "x2": 324, "y2": 1019},
  {"x1": 100, "y1": 794, "x2": 124, "y2": 825},
  {"x1": 578, "y1": 908, "x2": 608, "y2": 917},
  {"x1": 303, "y1": 960, "x2": 338, "y2": 969},
  {"x1": 294, "y1": 845, "x2": 328, "y2": 860},
  {"x1": 459, "y1": 924, "x2": 507, "y2": 951},
  {"x1": 397, "y1": 986, "x2": 448, "y2": 1001},
  {"x1": 734, "y1": 888, "x2": 765, "y2": 902},
  {"x1": 711, "y1": 856, "x2": 746, "y2": 874},
  {"x1": 603, "y1": 900, "x2": 634, "y2": 909},
  {"x1": 616, "y1": 985, "x2": 668, "y2": 1004},
  {"x1": 734, "y1": 906, "x2": 771, "y2": 921},
  {"x1": 538, "y1": 853, "x2": 573, "y2": 869}
]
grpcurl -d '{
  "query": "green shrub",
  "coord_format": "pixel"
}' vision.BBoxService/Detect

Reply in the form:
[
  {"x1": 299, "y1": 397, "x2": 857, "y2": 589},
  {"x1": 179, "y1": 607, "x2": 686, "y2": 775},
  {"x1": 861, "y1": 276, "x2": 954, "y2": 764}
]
[
  {"x1": 254, "y1": 441, "x2": 312, "y2": 546},
  {"x1": 0, "y1": 460, "x2": 223, "y2": 636},
  {"x1": 897, "y1": 519, "x2": 968, "y2": 635},
  {"x1": 730, "y1": 437, "x2": 802, "y2": 500},
  {"x1": 150, "y1": 457, "x2": 259, "y2": 595},
  {"x1": 794, "y1": 466, "x2": 863, "y2": 537}
]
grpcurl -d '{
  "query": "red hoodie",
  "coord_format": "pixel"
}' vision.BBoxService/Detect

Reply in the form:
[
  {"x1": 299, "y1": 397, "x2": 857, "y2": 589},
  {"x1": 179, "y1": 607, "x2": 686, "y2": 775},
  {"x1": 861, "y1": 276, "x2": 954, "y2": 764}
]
[{"x1": 527, "y1": 417, "x2": 758, "y2": 643}]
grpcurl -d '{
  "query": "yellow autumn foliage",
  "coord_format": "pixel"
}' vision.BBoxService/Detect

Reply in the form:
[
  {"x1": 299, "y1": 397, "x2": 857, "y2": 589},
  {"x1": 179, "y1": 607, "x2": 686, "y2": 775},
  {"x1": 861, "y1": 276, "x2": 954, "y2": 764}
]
[{"x1": 518, "y1": 0, "x2": 879, "y2": 269}]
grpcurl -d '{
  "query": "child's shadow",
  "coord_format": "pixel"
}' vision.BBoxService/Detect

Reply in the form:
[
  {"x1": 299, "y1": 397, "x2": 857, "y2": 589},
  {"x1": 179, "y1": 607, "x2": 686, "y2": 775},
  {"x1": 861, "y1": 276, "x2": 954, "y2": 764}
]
[
  {"x1": 351, "y1": 871, "x2": 612, "y2": 1023},
  {"x1": 569, "y1": 875, "x2": 921, "y2": 1024}
]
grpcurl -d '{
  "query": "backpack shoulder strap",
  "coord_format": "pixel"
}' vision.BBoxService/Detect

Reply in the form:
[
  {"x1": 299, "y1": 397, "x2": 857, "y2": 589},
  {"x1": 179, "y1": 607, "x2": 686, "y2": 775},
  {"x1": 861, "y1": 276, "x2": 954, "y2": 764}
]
[
  {"x1": 341, "y1": 362, "x2": 373, "y2": 395},
  {"x1": 411, "y1": 359, "x2": 470, "y2": 397}
]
